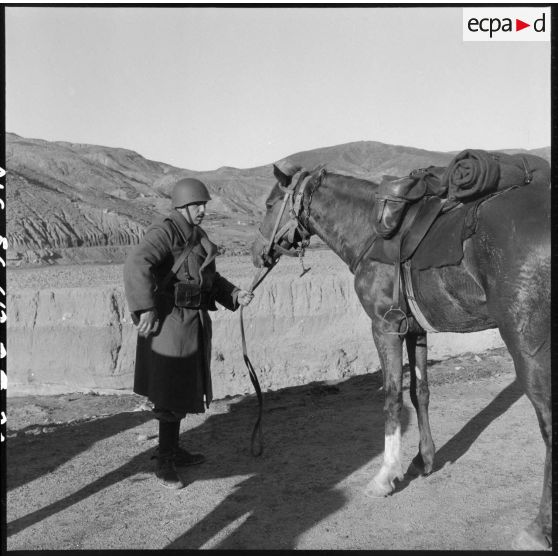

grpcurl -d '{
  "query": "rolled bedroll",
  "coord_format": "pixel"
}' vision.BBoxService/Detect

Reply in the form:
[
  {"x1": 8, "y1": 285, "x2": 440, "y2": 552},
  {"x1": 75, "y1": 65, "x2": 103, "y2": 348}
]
[{"x1": 442, "y1": 149, "x2": 550, "y2": 201}]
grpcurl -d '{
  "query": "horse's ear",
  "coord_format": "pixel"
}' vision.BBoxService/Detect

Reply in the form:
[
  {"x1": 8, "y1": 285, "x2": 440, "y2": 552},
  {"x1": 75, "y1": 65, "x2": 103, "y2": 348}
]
[
  {"x1": 273, "y1": 164, "x2": 291, "y2": 187},
  {"x1": 273, "y1": 160, "x2": 301, "y2": 186}
]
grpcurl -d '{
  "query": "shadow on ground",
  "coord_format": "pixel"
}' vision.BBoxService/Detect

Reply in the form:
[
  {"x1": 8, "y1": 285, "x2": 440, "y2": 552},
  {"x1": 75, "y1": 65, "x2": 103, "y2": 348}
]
[
  {"x1": 7, "y1": 359, "x2": 523, "y2": 550},
  {"x1": 8, "y1": 370, "x2": 397, "y2": 547},
  {"x1": 393, "y1": 379, "x2": 524, "y2": 495},
  {"x1": 7, "y1": 410, "x2": 153, "y2": 492}
]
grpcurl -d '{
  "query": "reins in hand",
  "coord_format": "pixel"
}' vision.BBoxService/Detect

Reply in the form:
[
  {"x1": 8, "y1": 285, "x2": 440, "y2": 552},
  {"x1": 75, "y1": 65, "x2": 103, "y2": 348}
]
[{"x1": 240, "y1": 264, "x2": 275, "y2": 457}]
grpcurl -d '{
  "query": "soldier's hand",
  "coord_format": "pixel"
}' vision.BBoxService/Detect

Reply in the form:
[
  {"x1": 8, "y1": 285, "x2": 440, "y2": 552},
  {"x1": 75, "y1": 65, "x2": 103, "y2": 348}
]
[
  {"x1": 237, "y1": 290, "x2": 254, "y2": 307},
  {"x1": 137, "y1": 309, "x2": 159, "y2": 337}
]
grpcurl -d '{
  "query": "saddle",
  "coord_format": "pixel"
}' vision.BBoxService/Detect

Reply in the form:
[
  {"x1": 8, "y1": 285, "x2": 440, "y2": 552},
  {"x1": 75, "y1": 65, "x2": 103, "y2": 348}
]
[
  {"x1": 350, "y1": 166, "x2": 451, "y2": 274},
  {"x1": 350, "y1": 190, "x2": 450, "y2": 335},
  {"x1": 373, "y1": 150, "x2": 549, "y2": 242},
  {"x1": 359, "y1": 150, "x2": 550, "y2": 334}
]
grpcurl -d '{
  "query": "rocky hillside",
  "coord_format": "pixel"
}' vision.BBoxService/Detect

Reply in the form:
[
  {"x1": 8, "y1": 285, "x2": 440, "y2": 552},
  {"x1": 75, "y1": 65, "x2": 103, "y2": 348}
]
[{"x1": 6, "y1": 133, "x2": 550, "y2": 267}]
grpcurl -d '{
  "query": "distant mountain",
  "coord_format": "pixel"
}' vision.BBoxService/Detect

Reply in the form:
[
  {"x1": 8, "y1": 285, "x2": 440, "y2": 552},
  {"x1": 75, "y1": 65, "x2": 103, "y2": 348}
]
[{"x1": 6, "y1": 133, "x2": 550, "y2": 267}]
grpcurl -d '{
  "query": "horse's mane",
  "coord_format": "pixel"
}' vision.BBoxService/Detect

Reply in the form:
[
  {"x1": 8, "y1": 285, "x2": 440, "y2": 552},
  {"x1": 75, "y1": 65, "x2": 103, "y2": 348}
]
[
  {"x1": 319, "y1": 169, "x2": 379, "y2": 207},
  {"x1": 266, "y1": 162, "x2": 379, "y2": 207}
]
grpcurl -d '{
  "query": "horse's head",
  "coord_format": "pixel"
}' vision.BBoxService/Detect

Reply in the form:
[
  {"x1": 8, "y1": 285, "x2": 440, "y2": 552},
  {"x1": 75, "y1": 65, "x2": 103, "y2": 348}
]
[{"x1": 251, "y1": 160, "x2": 319, "y2": 268}]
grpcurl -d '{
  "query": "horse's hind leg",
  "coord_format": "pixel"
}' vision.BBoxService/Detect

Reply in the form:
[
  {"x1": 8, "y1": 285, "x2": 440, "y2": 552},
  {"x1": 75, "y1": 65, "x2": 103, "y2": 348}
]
[
  {"x1": 406, "y1": 332, "x2": 435, "y2": 476},
  {"x1": 510, "y1": 347, "x2": 551, "y2": 550},
  {"x1": 498, "y1": 323, "x2": 551, "y2": 550},
  {"x1": 365, "y1": 326, "x2": 405, "y2": 498}
]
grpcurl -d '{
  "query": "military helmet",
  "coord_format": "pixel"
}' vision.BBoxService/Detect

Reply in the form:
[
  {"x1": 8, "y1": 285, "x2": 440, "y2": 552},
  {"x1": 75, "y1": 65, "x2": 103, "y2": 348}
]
[{"x1": 171, "y1": 178, "x2": 211, "y2": 207}]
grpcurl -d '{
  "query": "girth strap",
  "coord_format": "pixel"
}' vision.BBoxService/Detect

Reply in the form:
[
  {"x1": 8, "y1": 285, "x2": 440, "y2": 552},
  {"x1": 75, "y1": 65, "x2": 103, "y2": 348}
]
[
  {"x1": 392, "y1": 243, "x2": 402, "y2": 309},
  {"x1": 402, "y1": 261, "x2": 439, "y2": 333},
  {"x1": 380, "y1": 203, "x2": 423, "y2": 335}
]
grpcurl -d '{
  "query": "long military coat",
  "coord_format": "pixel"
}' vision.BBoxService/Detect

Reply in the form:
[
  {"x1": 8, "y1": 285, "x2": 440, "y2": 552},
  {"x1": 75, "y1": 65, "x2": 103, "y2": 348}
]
[{"x1": 123, "y1": 210, "x2": 239, "y2": 413}]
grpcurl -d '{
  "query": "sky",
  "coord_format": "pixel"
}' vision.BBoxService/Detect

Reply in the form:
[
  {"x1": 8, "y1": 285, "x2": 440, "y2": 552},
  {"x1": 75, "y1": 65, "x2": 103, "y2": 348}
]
[{"x1": 5, "y1": 6, "x2": 551, "y2": 171}]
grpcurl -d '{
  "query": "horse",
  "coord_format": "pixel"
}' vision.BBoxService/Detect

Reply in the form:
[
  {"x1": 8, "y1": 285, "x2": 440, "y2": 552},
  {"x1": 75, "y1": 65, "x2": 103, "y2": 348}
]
[{"x1": 250, "y1": 161, "x2": 551, "y2": 550}]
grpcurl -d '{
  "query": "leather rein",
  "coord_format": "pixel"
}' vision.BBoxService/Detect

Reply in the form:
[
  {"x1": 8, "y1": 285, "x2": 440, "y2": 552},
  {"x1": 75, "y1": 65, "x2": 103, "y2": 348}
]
[{"x1": 240, "y1": 168, "x2": 320, "y2": 456}]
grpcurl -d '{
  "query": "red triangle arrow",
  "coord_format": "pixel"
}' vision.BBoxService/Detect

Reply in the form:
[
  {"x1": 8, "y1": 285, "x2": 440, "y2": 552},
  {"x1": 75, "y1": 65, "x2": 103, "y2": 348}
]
[{"x1": 516, "y1": 19, "x2": 530, "y2": 31}]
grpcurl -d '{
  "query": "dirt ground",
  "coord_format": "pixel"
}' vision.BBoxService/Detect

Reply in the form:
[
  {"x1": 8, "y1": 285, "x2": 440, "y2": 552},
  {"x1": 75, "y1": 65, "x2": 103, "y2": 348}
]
[{"x1": 5, "y1": 346, "x2": 547, "y2": 552}]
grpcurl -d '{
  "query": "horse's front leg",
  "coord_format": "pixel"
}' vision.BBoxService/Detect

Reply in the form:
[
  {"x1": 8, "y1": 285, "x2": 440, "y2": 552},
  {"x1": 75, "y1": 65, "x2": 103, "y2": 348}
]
[
  {"x1": 365, "y1": 325, "x2": 405, "y2": 498},
  {"x1": 406, "y1": 332, "x2": 435, "y2": 476}
]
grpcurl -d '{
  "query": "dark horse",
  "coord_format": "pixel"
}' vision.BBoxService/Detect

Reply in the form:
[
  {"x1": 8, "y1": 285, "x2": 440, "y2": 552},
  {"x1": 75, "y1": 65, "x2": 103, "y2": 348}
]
[{"x1": 251, "y1": 161, "x2": 551, "y2": 550}]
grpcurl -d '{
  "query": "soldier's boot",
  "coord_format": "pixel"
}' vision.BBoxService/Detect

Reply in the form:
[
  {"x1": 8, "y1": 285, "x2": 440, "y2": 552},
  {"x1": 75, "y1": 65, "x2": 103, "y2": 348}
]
[
  {"x1": 155, "y1": 421, "x2": 185, "y2": 490},
  {"x1": 171, "y1": 420, "x2": 206, "y2": 467}
]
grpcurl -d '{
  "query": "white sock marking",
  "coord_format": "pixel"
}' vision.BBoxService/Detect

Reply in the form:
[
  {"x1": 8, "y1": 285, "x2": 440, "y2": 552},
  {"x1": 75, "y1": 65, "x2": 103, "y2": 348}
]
[{"x1": 384, "y1": 424, "x2": 401, "y2": 466}]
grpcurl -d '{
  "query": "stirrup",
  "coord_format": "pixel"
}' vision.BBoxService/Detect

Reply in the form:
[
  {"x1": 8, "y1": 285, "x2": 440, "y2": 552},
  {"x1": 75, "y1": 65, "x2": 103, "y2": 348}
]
[{"x1": 381, "y1": 306, "x2": 409, "y2": 335}]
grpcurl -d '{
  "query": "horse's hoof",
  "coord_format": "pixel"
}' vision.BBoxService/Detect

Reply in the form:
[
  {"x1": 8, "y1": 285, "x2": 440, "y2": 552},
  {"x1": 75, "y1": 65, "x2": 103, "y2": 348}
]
[
  {"x1": 407, "y1": 448, "x2": 434, "y2": 477},
  {"x1": 511, "y1": 529, "x2": 551, "y2": 551},
  {"x1": 405, "y1": 454, "x2": 429, "y2": 478},
  {"x1": 364, "y1": 478, "x2": 393, "y2": 498},
  {"x1": 406, "y1": 461, "x2": 422, "y2": 478}
]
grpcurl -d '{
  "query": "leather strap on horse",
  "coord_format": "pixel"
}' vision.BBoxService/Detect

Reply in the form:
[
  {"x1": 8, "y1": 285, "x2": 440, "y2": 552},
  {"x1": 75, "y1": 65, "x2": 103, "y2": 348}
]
[
  {"x1": 242, "y1": 167, "x2": 314, "y2": 456},
  {"x1": 239, "y1": 264, "x2": 276, "y2": 457},
  {"x1": 381, "y1": 242, "x2": 409, "y2": 335},
  {"x1": 402, "y1": 261, "x2": 439, "y2": 333},
  {"x1": 350, "y1": 233, "x2": 379, "y2": 274}
]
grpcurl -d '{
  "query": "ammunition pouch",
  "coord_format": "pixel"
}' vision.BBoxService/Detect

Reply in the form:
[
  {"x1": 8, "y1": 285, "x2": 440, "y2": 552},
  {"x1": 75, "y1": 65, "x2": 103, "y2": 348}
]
[{"x1": 174, "y1": 282, "x2": 212, "y2": 310}]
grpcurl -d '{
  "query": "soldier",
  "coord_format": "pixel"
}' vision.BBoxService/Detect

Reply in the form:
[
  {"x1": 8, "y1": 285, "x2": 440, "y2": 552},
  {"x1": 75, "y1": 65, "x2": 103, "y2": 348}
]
[{"x1": 124, "y1": 178, "x2": 253, "y2": 489}]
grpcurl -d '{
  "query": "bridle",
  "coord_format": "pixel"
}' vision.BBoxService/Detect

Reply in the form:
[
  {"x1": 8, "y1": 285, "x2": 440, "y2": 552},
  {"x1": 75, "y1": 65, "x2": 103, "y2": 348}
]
[{"x1": 258, "y1": 168, "x2": 321, "y2": 265}]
